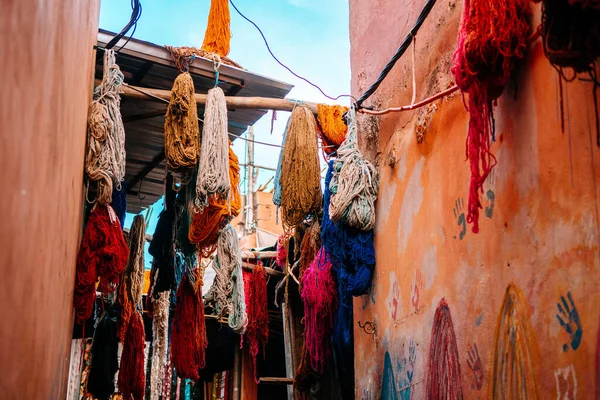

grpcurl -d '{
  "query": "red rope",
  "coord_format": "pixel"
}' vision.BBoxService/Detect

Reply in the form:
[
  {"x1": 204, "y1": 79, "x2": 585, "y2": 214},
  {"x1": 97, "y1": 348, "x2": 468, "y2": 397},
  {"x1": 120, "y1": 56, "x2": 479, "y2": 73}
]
[{"x1": 243, "y1": 262, "x2": 269, "y2": 383}]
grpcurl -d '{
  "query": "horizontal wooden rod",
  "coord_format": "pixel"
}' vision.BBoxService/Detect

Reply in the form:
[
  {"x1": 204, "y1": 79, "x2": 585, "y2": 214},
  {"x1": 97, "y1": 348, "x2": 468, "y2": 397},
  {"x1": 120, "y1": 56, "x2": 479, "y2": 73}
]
[
  {"x1": 242, "y1": 262, "x2": 284, "y2": 278},
  {"x1": 241, "y1": 250, "x2": 278, "y2": 259},
  {"x1": 121, "y1": 83, "x2": 319, "y2": 114},
  {"x1": 258, "y1": 377, "x2": 294, "y2": 385}
]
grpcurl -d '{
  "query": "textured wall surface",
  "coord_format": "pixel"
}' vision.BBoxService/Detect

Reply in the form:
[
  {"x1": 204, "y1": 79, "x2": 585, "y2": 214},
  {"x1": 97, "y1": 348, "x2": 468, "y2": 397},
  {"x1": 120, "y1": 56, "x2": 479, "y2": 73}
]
[
  {"x1": 350, "y1": 1, "x2": 600, "y2": 398},
  {"x1": 0, "y1": 1, "x2": 99, "y2": 398}
]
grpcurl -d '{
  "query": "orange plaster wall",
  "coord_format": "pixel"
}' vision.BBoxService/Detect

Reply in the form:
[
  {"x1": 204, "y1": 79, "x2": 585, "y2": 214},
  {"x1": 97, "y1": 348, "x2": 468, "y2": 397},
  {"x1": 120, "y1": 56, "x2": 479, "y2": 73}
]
[{"x1": 350, "y1": 1, "x2": 600, "y2": 398}]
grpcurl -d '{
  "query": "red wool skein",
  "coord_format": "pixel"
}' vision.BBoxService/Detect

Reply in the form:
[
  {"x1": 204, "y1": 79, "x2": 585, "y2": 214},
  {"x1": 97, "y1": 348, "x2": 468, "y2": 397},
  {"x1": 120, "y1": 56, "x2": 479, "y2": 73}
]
[
  {"x1": 118, "y1": 312, "x2": 146, "y2": 400},
  {"x1": 243, "y1": 262, "x2": 269, "y2": 383},
  {"x1": 451, "y1": 0, "x2": 530, "y2": 233},
  {"x1": 170, "y1": 272, "x2": 208, "y2": 380},
  {"x1": 73, "y1": 204, "x2": 129, "y2": 324},
  {"x1": 301, "y1": 247, "x2": 337, "y2": 373}
]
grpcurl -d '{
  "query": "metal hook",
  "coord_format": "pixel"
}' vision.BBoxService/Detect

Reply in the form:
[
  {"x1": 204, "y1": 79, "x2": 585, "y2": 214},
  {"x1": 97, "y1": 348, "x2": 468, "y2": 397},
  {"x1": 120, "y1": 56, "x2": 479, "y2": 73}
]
[{"x1": 358, "y1": 320, "x2": 377, "y2": 336}]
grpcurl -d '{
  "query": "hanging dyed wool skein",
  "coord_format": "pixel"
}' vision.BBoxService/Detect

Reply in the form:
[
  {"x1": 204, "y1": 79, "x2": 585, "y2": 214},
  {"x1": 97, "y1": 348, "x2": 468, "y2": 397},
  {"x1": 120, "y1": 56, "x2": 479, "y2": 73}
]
[
  {"x1": 85, "y1": 49, "x2": 126, "y2": 204},
  {"x1": 329, "y1": 107, "x2": 379, "y2": 231},
  {"x1": 164, "y1": 71, "x2": 200, "y2": 170},
  {"x1": 242, "y1": 262, "x2": 269, "y2": 383},
  {"x1": 73, "y1": 205, "x2": 129, "y2": 324},
  {"x1": 301, "y1": 247, "x2": 337, "y2": 373},
  {"x1": 297, "y1": 219, "x2": 321, "y2": 290},
  {"x1": 87, "y1": 306, "x2": 119, "y2": 400},
  {"x1": 196, "y1": 86, "x2": 230, "y2": 206},
  {"x1": 118, "y1": 214, "x2": 147, "y2": 400},
  {"x1": 189, "y1": 146, "x2": 241, "y2": 257},
  {"x1": 201, "y1": 0, "x2": 231, "y2": 57},
  {"x1": 170, "y1": 270, "x2": 208, "y2": 380},
  {"x1": 451, "y1": 0, "x2": 530, "y2": 233},
  {"x1": 150, "y1": 291, "x2": 170, "y2": 400},
  {"x1": 280, "y1": 106, "x2": 322, "y2": 230},
  {"x1": 272, "y1": 117, "x2": 291, "y2": 220},
  {"x1": 317, "y1": 104, "x2": 349, "y2": 155}
]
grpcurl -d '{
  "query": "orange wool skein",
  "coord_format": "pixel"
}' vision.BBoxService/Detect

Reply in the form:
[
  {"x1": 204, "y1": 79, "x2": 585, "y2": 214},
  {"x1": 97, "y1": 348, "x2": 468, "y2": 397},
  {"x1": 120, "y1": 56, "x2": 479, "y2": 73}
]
[
  {"x1": 317, "y1": 104, "x2": 349, "y2": 155},
  {"x1": 189, "y1": 145, "x2": 241, "y2": 257},
  {"x1": 201, "y1": 0, "x2": 231, "y2": 57}
]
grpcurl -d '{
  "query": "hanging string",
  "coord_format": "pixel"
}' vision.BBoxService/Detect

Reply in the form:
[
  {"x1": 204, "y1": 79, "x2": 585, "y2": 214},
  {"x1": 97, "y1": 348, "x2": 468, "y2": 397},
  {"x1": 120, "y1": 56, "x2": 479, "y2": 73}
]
[
  {"x1": 196, "y1": 86, "x2": 231, "y2": 207},
  {"x1": 328, "y1": 107, "x2": 379, "y2": 231},
  {"x1": 242, "y1": 262, "x2": 269, "y2": 384},
  {"x1": 451, "y1": 0, "x2": 530, "y2": 233},
  {"x1": 150, "y1": 291, "x2": 171, "y2": 400},
  {"x1": 280, "y1": 106, "x2": 323, "y2": 230},
  {"x1": 171, "y1": 270, "x2": 208, "y2": 380},
  {"x1": 164, "y1": 72, "x2": 201, "y2": 170},
  {"x1": 189, "y1": 145, "x2": 241, "y2": 257},
  {"x1": 301, "y1": 247, "x2": 337, "y2": 373},
  {"x1": 85, "y1": 49, "x2": 127, "y2": 204},
  {"x1": 73, "y1": 205, "x2": 129, "y2": 325},
  {"x1": 316, "y1": 104, "x2": 349, "y2": 156}
]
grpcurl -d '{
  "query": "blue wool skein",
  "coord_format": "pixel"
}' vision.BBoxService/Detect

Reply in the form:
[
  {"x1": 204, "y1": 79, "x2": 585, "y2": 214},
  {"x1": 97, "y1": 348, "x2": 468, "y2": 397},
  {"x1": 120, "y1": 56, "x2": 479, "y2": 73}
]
[
  {"x1": 110, "y1": 185, "x2": 127, "y2": 228},
  {"x1": 322, "y1": 160, "x2": 375, "y2": 296}
]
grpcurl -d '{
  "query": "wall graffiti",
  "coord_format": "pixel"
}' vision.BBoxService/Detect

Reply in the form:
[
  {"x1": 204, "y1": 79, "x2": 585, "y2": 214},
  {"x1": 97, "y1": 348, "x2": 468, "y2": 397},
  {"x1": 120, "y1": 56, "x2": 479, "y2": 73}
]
[
  {"x1": 452, "y1": 198, "x2": 467, "y2": 240},
  {"x1": 554, "y1": 364, "x2": 577, "y2": 399},
  {"x1": 386, "y1": 272, "x2": 401, "y2": 321},
  {"x1": 411, "y1": 269, "x2": 425, "y2": 313},
  {"x1": 556, "y1": 292, "x2": 583, "y2": 352},
  {"x1": 466, "y1": 343, "x2": 484, "y2": 390},
  {"x1": 490, "y1": 284, "x2": 537, "y2": 398},
  {"x1": 426, "y1": 299, "x2": 464, "y2": 399},
  {"x1": 381, "y1": 340, "x2": 417, "y2": 400}
]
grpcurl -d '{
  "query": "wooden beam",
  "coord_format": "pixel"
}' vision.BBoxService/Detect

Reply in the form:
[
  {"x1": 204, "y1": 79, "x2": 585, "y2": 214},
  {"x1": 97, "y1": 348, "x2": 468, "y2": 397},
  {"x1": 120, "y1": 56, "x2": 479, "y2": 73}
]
[
  {"x1": 241, "y1": 262, "x2": 285, "y2": 278},
  {"x1": 121, "y1": 83, "x2": 319, "y2": 114},
  {"x1": 258, "y1": 378, "x2": 294, "y2": 385},
  {"x1": 241, "y1": 251, "x2": 278, "y2": 259}
]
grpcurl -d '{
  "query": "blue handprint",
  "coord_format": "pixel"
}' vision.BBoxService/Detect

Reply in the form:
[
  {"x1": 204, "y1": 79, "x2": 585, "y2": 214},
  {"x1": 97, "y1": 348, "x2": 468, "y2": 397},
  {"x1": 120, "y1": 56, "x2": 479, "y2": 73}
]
[{"x1": 556, "y1": 292, "x2": 582, "y2": 351}]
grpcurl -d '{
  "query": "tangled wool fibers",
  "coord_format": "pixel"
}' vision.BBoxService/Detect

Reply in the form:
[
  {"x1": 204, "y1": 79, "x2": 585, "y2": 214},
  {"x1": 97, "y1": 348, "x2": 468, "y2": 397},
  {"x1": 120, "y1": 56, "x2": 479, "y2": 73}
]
[
  {"x1": 166, "y1": 45, "x2": 242, "y2": 70},
  {"x1": 189, "y1": 146, "x2": 241, "y2": 257},
  {"x1": 272, "y1": 117, "x2": 291, "y2": 212},
  {"x1": 171, "y1": 271, "x2": 208, "y2": 380},
  {"x1": 74, "y1": 205, "x2": 129, "y2": 324},
  {"x1": 322, "y1": 160, "x2": 375, "y2": 297},
  {"x1": 451, "y1": 0, "x2": 530, "y2": 233},
  {"x1": 217, "y1": 224, "x2": 247, "y2": 333},
  {"x1": 201, "y1": 0, "x2": 231, "y2": 57},
  {"x1": 280, "y1": 106, "x2": 322, "y2": 229},
  {"x1": 87, "y1": 307, "x2": 119, "y2": 400},
  {"x1": 541, "y1": 0, "x2": 600, "y2": 71},
  {"x1": 329, "y1": 108, "x2": 379, "y2": 231},
  {"x1": 298, "y1": 219, "x2": 321, "y2": 291},
  {"x1": 150, "y1": 291, "x2": 170, "y2": 400},
  {"x1": 275, "y1": 233, "x2": 290, "y2": 268},
  {"x1": 243, "y1": 264, "x2": 269, "y2": 383},
  {"x1": 86, "y1": 50, "x2": 127, "y2": 205},
  {"x1": 301, "y1": 247, "x2": 337, "y2": 373},
  {"x1": 196, "y1": 86, "x2": 230, "y2": 206},
  {"x1": 118, "y1": 312, "x2": 146, "y2": 400},
  {"x1": 316, "y1": 104, "x2": 349, "y2": 155},
  {"x1": 164, "y1": 72, "x2": 200, "y2": 170}
]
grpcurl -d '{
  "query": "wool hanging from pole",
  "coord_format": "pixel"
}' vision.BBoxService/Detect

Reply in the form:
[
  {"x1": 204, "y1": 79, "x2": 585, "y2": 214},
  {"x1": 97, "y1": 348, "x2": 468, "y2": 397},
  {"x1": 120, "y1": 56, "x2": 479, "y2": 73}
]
[
  {"x1": 301, "y1": 247, "x2": 337, "y2": 373},
  {"x1": 110, "y1": 186, "x2": 127, "y2": 228},
  {"x1": 73, "y1": 205, "x2": 129, "y2": 325},
  {"x1": 170, "y1": 270, "x2": 208, "y2": 380},
  {"x1": 322, "y1": 160, "x2": 375, "y2": 297},
  {"x1": 87, "y1": 306, "x2": 120, "y2": 400},
  {"x1": 150, "y1": 291, "x2": 170, "y2": 400},
  {"x1": 280, "y1": 106, "x2": 322, "y2": 230},
  {"x1": 451, "y1": 0, "x2": 530, "y2": 233},
  {"x1": 164, "y1": 72, "x2": 201, "y2": 170},
  {"x1": 118, "y1": 312, "x2": 146, "y2": 400},
  {"x1": 242, "y1": 262, "x2": 269, "y2": 383},
  {"x1": 201, "y1": 0, "x2": 232, "y2": 57},
  {"x1": 297, "y1": 218, "x2": 321, "y2": 291},
  {"x1": 272, "y1": 117, "x2": 291, "y2": 220},
  {"x1": 275, "y1": 233, "x2": 290, "y2": 268},
  {"x1": 316, "y1": 104, "x2": 349, "y2": 155},
  {"x1": 328, "y1": 107, "x2": 379, "y2": 231},
  {"x1": 189, "y1": 145, "x2": 241, "y2": 257},
  {"x1": 196, "y1": 86, "x2": 230, "y2": 206},
  {"x1": 85, "y1": 49, "x2": 127, "y2": 205}
]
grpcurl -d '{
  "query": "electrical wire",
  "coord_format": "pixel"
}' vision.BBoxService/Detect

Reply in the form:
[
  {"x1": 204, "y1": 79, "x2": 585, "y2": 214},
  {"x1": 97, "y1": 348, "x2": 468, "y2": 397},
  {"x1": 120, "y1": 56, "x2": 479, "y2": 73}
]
[
  {"x1": 229, "y1": 0, "x2": 356, "y2": 102},
  {"x1": 105, "y1": 0, "x2": 142, "y2": 52},
  {"x1": 358, "y1": 85, "x2": 458, "y2": 115},
  {"x1": 355, "y1": 0, "x2": 438, "y2": 108}
]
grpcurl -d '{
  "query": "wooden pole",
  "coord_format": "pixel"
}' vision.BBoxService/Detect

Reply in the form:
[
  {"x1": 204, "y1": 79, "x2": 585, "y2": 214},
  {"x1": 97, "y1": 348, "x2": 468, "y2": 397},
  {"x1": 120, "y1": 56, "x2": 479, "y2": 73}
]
[
  {"x1": 121, "y1": 83, "x2": 319, "y2": 114},
  {"x1": 241, "y1": 262, "x2": 285, "y2": 278},
  {"x1": 246, "y1": 126, "x2": 255, "y2": 236},
  {"x1": 232, "y1": 345, "x2": 242, "y2": 400}
]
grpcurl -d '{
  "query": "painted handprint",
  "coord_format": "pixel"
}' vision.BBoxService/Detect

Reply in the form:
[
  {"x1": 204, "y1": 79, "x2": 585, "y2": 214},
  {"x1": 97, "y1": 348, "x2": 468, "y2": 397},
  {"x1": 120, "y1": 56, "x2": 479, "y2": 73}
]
[
  {"x1": 485, "y1": 170, "x2": 496, "y2": 219},
  {"x1": 386, "y1": 272, "x2": 401, "y2": 321},
  {"x1": 411, "y1": 270, "x2": 425, "y2": 312},
  {"x1": 453, "y1": 198, "x2": 466, "y2": 240},
  {"x1": 466, "y1": 343, "x2": 484, "y2": 390},
  {"x1": 556, "y1": 292, "x2": 583, "y2": 351}
]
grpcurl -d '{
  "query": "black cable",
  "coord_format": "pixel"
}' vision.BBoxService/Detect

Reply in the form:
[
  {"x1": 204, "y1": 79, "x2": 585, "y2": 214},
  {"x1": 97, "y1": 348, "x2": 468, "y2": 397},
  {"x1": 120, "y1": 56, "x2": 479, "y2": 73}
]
[
  {"x1": 355, "y1": 0, "x2": 438, "y2": 108},
  {"x1": 105, "y1": 0, "x2": 142, "y2": 51},
  {"x1": 229, "y1": 0, "x2": 356, "y2": 102}
]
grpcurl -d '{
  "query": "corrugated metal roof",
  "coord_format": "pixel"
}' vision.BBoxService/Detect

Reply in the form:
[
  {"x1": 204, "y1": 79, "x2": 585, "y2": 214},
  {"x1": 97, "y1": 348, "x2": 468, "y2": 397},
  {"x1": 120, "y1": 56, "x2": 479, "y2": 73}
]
[{"x1": 96, "y1": 30, "x2": 293, "y2": 213}]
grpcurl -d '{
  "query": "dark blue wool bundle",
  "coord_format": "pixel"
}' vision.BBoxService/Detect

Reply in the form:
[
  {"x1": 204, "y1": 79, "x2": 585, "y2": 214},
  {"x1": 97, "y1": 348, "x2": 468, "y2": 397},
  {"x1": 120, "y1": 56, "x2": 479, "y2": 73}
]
[
  {"x1": 110, "y1": 186, "x2": 127, "y2": 229},
  {"x1": 87, "y1": 307, "x2": 119, "y2": 400},
  {"x1": 321, "y1": 160, "x2": 375, "y2": 296}
]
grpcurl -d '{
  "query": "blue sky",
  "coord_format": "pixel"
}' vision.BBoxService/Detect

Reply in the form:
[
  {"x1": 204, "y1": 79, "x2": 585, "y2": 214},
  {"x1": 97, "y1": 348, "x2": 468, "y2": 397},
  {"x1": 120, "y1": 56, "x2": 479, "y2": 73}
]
[{"x1": 100, "y1": 0, "x2": 350, "y2": 250}]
